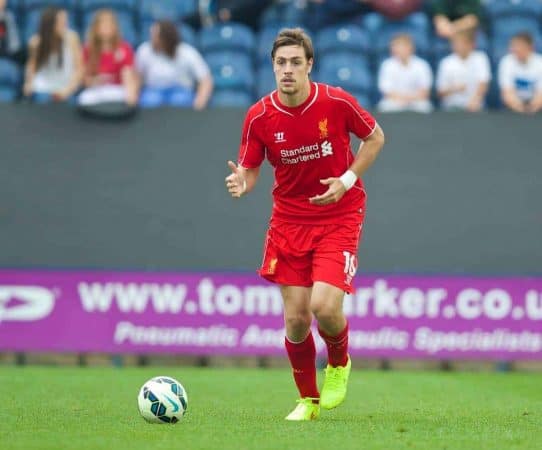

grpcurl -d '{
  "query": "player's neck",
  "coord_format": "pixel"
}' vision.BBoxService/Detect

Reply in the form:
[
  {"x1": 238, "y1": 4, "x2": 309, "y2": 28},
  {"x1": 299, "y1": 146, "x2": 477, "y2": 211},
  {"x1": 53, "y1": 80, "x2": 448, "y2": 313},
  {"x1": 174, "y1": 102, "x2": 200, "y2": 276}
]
[{"x1": 277, "y1": 81, "x2": 312, "y2": 108}]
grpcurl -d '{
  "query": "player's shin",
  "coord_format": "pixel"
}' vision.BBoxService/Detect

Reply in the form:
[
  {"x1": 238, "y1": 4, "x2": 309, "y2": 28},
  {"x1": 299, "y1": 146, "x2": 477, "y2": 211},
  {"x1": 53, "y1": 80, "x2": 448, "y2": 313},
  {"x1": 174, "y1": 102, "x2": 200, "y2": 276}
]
[
  {"x1": 284, "y1": 332, "x2": 320, "y2": 400},
  {"x1": 318, "y1": 322, "x2": 349, "y2": 368}
]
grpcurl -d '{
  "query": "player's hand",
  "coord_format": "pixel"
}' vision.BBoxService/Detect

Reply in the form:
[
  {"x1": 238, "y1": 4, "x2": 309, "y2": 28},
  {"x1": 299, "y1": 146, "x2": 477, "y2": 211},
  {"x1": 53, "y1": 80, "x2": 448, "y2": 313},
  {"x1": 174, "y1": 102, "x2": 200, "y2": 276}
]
[
  {"x1": 225, "y1": 161, "x2": 247, "y2": 198},
  {"x1": 309, "y1": 178, "x2": 347, "y2": 205}
]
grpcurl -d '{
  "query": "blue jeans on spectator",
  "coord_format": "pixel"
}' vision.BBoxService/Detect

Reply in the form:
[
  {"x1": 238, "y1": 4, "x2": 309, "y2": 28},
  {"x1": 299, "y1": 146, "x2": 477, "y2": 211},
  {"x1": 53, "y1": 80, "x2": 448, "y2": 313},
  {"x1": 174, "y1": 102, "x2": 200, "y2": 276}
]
[{"x1": 139, "y1": 86, "x2": 195, "y2": 108}]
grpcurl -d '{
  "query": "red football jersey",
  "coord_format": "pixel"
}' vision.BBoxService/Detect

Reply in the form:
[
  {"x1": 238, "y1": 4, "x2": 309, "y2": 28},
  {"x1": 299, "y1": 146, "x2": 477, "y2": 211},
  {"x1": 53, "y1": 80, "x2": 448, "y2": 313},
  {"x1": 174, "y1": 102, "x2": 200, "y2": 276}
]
[{"x1": 238, "y1": 82, "x2": 377, "y2": 224}]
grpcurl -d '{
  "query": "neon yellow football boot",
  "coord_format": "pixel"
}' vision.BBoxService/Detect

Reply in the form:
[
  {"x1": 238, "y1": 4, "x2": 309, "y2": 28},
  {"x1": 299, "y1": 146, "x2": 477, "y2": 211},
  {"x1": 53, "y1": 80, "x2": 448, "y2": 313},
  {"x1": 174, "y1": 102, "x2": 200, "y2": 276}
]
[
  {"x1": 284, "y1": 398, "x2": 320, "y2": 421},
  {"x1": 320, "y1": 355, "x2": 351, "y2": 410}
]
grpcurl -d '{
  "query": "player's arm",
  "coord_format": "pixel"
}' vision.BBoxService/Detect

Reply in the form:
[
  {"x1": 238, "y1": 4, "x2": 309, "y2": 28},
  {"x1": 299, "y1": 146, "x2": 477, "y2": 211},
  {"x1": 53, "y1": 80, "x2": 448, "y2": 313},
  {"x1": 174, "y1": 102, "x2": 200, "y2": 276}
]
[
  {"x1": 225, "y1": 162, "x2": 260, "y2": 198},
  {"x1": 226, "y1": 101, "x2": 266, "y2": 198},
  {"x1": 310, "y1": 124, "x2": 385, "y2": 205}
]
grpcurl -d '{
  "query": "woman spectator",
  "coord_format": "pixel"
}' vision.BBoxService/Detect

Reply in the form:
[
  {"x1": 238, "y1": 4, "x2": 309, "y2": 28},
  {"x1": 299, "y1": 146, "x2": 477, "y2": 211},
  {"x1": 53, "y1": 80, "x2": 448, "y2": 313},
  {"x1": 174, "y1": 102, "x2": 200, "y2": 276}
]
[
  {"x1": 136, "y1": 20, "x2": 213, "y2": 109},
  {"x1": 78, "y1": 9, "x2": 138, "y2": 106},
  {"x1": 23, "y1": 7, "x2": 82, "y2": 103}
]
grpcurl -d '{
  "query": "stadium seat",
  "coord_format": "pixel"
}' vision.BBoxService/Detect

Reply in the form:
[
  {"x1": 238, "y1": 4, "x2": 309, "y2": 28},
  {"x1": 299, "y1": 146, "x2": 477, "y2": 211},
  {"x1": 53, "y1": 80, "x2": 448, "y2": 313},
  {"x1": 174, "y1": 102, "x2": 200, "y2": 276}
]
[
  {"x1": 138, "y1": 0, "x2": 197, "y2": 23},
  {"x1": 79, "y1": 0, "x2": 137, "y2": 13},
  {"x1": 199, "y1": 22, "x2": 256, "y2": 55},
  {"x1": 316, "y1": 59, "x2": 372, "y2": 95},
  {"x1": 319, "y1": 52, "x2": 370, "y2": 74},
  {"x1": 315, "y1": 24, "x2": 370, "y2": 57},
  {"x1": 360, "y1": 11, "x2": 430, "y2": 38},
  {"x1": 485, "y1": 0, "x2": 542, "y2": 19},
  {"x1": 82, "y1": 11, "x2": 138, "y2": 47},
  {"x1": 22, "y1": 0, "x2": 75, "y2": 9},
  {"x1": 205, "y1": 51, "x2": 255, "y2": 91},
  {"x1": 209, "y1": 89, "x2": 253, "y2": 108},
  {"x1": 139, "y1": 21, "x2": 197, "y2": 48},
  {"x1": 0, "y1": 58, "x2": 21, "y2": 102},
  {"x1": 256, "y1": 65, "x2": 276, "y2": 98}
]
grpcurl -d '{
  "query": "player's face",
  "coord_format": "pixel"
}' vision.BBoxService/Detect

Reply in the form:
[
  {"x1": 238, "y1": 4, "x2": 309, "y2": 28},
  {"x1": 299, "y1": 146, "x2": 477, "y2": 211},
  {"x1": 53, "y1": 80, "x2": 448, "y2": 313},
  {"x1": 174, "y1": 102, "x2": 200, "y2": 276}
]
[
  {"x1": 510, "y1": 39, "x2": 532, "y2": 62},
  {"x1": 273, "y1": 45, "x2": 313, "y2": 95}
]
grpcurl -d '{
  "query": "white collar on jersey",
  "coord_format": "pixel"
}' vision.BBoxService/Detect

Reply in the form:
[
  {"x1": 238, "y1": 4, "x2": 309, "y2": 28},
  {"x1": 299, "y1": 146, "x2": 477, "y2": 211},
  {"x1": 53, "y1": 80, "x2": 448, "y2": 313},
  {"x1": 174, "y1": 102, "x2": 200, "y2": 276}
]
[{"x1": 270, "y1": 82, "x2": 319, "y2": 117}]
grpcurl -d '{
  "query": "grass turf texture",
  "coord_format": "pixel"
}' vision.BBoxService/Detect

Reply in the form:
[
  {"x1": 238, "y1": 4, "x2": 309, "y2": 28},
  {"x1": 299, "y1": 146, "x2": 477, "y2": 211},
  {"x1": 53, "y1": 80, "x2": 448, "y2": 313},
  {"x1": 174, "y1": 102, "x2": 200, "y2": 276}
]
[{"x1": 1, "y1": 367, "x2": 541, "y2": 450}]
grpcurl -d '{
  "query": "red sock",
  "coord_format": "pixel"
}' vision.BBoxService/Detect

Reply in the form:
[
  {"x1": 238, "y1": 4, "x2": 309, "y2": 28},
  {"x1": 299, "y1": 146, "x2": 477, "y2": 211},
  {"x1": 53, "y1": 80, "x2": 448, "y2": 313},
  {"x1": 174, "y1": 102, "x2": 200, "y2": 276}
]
[
  {"x1": 318, "y1": 322, "x2": 349, "y2": 367},
  {"x1": 284, "y1": 332, "x2": 319, "y2": 400}
]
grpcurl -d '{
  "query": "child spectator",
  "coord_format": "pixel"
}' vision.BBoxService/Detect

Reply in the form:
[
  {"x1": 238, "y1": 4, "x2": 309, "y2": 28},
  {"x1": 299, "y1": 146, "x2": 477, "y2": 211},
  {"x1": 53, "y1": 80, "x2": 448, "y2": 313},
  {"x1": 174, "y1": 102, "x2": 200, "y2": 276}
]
[
  {"x1": 377, "y1": 33, "x2": 433, "y2": 113},
  {"x1": 498, "y1": 32, "x2": 542, "y2": 114},
  {"x1": 78, "y1": 9, "x2": 138, "y2": 106},
  {"x1": 136, "y1": 21, "x2": 213, "y2": 109},
  {"x1": 0, "y1": 0, "x2": 21, "y2": 61},
  {"x1": 23, "y1": 7, "x2": 82, "y2": 103},
  {"x1": 436, "y1": 30, "x2": 490, "y2": 111}
]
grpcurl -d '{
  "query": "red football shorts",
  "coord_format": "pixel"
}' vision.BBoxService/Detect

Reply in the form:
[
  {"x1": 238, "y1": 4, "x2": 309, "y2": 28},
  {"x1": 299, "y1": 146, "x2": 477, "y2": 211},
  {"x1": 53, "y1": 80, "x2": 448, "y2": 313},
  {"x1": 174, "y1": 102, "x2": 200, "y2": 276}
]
[{"x1": 258, "y1": 214, "x2": 364, "y2": 294}]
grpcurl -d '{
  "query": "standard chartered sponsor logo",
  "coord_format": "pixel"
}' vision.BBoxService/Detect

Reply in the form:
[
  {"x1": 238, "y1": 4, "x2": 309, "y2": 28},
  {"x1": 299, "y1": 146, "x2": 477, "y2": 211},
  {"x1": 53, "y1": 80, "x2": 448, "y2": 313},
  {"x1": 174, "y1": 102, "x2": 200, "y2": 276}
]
[
  {"x1": 280, "y1": 142, "x2": 326, "y2": 165},
  {"x1": 0, "y1": 286, "x2": 55, "y2": 322},
  {"x1": 77, "y1": 278, "x2": 542, "y2": 321}
]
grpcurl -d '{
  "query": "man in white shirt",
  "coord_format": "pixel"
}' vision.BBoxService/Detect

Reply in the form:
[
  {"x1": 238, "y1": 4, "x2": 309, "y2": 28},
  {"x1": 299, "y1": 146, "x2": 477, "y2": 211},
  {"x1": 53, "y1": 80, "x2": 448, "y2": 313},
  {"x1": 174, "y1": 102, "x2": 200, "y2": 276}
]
[
  {"x1": 377, "y1": 33, "x2": 433, "y2": 113},
  {"x1": 436, "y1": 30, "x2": 491, "y2": 111},
  {"x1": 498, "y1": 32, "x2": 542, "y2": 114}
]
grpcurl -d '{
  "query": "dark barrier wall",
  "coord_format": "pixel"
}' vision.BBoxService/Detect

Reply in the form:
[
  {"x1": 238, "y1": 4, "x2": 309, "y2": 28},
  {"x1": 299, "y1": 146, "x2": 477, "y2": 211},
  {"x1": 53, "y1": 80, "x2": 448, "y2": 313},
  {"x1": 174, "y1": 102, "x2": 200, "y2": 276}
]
[{"x1": 0, "y1": 105, "x2": 540, "y2": 274}]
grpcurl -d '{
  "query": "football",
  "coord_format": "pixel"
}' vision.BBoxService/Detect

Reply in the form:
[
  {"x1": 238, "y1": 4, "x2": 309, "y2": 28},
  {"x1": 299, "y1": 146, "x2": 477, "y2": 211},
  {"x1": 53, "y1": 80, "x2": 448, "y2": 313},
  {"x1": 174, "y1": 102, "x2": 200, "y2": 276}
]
[{"x1": 137, "y1": 376, "x2": 188, "y2": 424}]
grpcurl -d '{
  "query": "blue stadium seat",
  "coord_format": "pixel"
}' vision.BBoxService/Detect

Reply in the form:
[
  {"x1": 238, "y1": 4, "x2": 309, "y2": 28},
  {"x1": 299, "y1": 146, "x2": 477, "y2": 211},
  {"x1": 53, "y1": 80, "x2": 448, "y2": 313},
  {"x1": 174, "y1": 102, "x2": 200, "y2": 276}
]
[
  {"x1": 82, "y1": 11, "x2": 138, "y2": 47},
  {"x1": 22, "y1": 0, "x2": 75, "y2": 9},
  {"x1": 0, "y1": 58, "x2": 21, "y2": 102},
  {"x1": 316, "y1": 59, "x2": 372, "y2": 95},
  {"x1": 79, "y1": 0, "x2": 137, "y2": 13},
  {"x1": 315, "y1": 24, "x2": 370, "y2": 57},
  {"x1": 485, "y1": 0, "x2": 542, "y2": 18},
  {"x1": 352, "y1": 92, "x2": 372, "y2": 109},
  {"x1": 360, "y1": 11, "x2": 430, "y2": 40},
  {"x1": 205, "y1": 51, "x2": 255, "y2": 91},
  {"x1": 139, "y1": 21, "x2": 197, "y2": 48},
  {"x1": 138, "y1": 0, "x2": 197, "y2": 22},
  {"x1": 210, "y1": 89, "x2": 253, "y2": 108},
  {"x1": 199, "y1": 22, "x2": 256, "y2": 55},
  {"x1": 256, "y1": 65, "x2": 276, "y2": 98},
  {"x1": 319, "y1": 52, "x2": 370, "y2": 74}
]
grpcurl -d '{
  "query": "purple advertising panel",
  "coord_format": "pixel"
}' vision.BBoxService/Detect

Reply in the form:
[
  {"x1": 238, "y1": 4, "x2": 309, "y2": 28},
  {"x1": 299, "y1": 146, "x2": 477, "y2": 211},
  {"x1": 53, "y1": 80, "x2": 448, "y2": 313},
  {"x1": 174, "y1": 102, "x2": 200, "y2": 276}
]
[{"x1": 0, "y1": 270, "x2": 541, "y2": 359}]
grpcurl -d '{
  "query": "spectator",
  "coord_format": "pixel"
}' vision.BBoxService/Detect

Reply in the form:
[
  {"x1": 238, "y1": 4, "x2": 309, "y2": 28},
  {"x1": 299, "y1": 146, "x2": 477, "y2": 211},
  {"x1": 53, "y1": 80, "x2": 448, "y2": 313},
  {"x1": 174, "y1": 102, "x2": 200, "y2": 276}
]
[
  {"x1": 136, "y1": 21, "x2": 213, "y2": 110},
  {"x1": 23, "y1": 7, "x2": 82, "y2": 103},
  {"x1": 377, "y1": 33, "x2": 432, "y2": 113},
  {"x1": 188, "y1": 0, "x2": 273, "y2": 30},
  {"x1": 498, "y1": 32, "x2": 542, "y2": 114},
  {"x1": 436, "y1": 30, "x2": 490, "y2": 111},
  {"x1": 0, "y1": 0, "x2": 21, "y2": 61},
  {"x1": 78, "y1": 9, "x2": 138, "y2": 106},
  {"x1": 432, "y1": 0, "x2": 481, "y2": 40}
]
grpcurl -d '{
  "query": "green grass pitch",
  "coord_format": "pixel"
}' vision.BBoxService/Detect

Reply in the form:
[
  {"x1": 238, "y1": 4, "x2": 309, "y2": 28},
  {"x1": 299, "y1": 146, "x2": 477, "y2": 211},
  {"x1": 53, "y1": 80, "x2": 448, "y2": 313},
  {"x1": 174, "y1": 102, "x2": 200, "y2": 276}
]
[{"x1": 1, "y1": 366, "x2": 541, "y2": 450}]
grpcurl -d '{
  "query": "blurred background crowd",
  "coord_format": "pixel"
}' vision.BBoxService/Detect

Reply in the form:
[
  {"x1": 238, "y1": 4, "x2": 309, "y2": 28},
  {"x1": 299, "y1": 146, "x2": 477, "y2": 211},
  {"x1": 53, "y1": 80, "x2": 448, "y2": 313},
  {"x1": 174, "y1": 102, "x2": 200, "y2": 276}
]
[{"x1": 0, "y1": 0, "x2": 541, "y2": 113}]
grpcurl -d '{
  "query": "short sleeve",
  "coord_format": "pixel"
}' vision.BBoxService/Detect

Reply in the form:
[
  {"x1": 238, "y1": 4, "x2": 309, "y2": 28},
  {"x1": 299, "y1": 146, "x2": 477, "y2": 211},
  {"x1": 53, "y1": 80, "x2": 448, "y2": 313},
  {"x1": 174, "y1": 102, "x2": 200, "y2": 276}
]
[
  {"x1": 183, "y1": 45, "x2": 211, "y2": 81},
  {"x1": 135, "y1": 43, "x2": 148, "y2": 75},
  {"x1": 238, "y1": 102, "x2": 266, "y2": 169},
  {"x1": 120, "y1": 42, "x2": 134, "y2": 68},
  {"x1": 378, "y1": 59, "x2": 394, "y2": 95},
  {"x1": 330, "y1": 87, "x2": 376, "y2": 140}
]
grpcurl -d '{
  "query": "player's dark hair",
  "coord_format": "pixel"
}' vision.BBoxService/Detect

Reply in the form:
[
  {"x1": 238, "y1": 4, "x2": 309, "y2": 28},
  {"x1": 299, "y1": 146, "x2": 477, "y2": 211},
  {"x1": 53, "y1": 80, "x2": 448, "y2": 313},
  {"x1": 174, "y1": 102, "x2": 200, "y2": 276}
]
[
  {"x1": 157, "y1": 20, "x2": 180, "y2": 59},
  {"x1": 271, "y1": 28, "x2": 314, "y2": 61},
  {"x1": 512, "y1": 32, "x2": 533, "y2": 46}
]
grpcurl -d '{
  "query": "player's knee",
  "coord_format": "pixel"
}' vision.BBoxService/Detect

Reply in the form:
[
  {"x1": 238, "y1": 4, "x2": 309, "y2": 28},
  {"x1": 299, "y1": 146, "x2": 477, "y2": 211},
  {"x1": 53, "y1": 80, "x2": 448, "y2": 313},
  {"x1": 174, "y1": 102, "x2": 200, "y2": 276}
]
[
  {"x1": 284, "y1": 313, "x2": 312, "y2": 337},
  {"x1": 311, "y1": 302, "x2": 341, "y2": 326}
]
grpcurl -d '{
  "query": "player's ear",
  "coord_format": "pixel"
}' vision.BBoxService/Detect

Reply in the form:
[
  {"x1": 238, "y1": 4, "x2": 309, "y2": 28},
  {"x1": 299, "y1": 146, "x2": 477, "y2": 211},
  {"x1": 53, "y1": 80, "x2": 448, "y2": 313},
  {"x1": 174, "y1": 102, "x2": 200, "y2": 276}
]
[{"x1": 307, "y1": 58, "x2": 314, "y2": 74}]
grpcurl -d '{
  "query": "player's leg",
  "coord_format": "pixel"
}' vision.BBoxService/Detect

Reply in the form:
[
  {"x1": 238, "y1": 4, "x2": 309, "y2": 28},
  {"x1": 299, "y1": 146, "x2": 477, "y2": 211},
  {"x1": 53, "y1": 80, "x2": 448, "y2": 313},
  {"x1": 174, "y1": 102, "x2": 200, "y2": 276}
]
[
  {"x1": 282, "y1": 285, "x2": 320, "y2": 421},
  {"x1": 310, "y1": 220, "x2": 363, "y2": 409},
  {"x1": 311, "y1": 282, "x2": 352, "y2": 410}
]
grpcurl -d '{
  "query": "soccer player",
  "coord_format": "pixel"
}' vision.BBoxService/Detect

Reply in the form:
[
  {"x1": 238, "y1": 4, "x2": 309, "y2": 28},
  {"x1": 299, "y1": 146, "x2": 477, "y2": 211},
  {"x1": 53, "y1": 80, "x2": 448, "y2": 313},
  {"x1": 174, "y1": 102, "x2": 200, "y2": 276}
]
[{"x1": 225, "y1": 28, "x2": 385, "y2": 421}]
